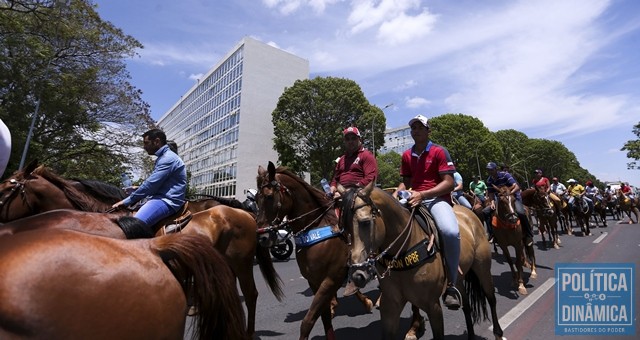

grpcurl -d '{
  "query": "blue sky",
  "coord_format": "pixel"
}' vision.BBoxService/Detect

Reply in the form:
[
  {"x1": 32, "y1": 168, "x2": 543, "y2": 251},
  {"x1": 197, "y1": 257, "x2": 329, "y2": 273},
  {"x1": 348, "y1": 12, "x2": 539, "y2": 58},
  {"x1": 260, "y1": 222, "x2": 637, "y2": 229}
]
[{"x1": 96, "y1": 0, "x2": 640, "y2": 186}]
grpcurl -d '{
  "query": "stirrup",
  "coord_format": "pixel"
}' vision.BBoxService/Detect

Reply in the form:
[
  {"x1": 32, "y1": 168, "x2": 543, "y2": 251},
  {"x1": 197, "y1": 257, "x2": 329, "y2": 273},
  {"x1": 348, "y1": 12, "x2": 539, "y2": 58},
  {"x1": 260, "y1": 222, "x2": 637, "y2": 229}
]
[{"x1": 442, "y1": 285, "x2": 462, "y2": 310}]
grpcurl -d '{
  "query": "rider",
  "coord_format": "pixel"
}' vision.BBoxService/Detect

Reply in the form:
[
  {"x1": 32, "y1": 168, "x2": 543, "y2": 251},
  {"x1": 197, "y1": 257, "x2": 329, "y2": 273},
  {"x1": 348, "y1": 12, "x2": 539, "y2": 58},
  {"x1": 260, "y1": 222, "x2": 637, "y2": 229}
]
[
  {"x1": 469, "y1": 175, "x2": 487, "y2": 203},
  {"x1": 532, "y1": 169, "x2": 562, "y2": 208},
  {"x1": 483, "y1": 161, "x2": 535, "y2": 247},
  {"x1": 452, "y1": 165, "x2": 472, "y2": 209},
  {"x1": 0, "y1": 118, "x2": 10, "y2": 179},
  {"x1": 329, "y1": 126, "x2": 378, "y2": 296},
  {"x1": 584, "y1": 180, "x2": 602, "y2": 206},
  {"x1": 551, "y1": 177, "x2": 567, "y2": 198},
  {"x1": 329, "y1": 126, "x2": 378, "y2": 198},
  {"x1": 396, "y1": 114, "x2": 461, "y2": 310},
  {"x1": 112, "y1": 129, "x2": 187, "y2": 230},
  {"x1": 566, "y1": 179, "x2": 592, "y2": 211}
]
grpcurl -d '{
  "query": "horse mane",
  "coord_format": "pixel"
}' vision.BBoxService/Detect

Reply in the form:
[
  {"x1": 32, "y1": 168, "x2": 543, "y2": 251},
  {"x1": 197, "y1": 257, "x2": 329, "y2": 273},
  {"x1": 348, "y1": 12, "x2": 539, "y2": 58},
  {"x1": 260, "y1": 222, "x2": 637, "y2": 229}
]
[
  {"x1": 274, "y1": 166, "x2": 338, "y2": 225},
  {"x1": 72, "y1": 179, "x2": 127, "y2": 203},
  {"x1": 188, "y1": 194, "x2": 244, "y2": 209},
  {"x1": 31, "y1": 166, "x2": 112, "y2": 212}
]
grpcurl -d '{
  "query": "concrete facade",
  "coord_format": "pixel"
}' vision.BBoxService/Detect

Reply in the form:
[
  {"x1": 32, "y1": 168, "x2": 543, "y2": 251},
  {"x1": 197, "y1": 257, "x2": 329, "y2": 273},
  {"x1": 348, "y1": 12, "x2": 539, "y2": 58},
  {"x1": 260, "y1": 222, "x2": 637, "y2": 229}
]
[{"x1": 157, "y1": 37, "x2": 309, "y2": 199}]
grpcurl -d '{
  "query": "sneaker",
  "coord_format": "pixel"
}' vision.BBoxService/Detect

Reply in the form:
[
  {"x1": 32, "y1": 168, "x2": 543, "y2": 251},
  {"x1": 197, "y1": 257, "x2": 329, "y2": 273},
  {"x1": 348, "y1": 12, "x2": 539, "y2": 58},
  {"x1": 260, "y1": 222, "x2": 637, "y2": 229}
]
[{"x1": 442, "y1": 286, "x2": 461, "y2": 310}]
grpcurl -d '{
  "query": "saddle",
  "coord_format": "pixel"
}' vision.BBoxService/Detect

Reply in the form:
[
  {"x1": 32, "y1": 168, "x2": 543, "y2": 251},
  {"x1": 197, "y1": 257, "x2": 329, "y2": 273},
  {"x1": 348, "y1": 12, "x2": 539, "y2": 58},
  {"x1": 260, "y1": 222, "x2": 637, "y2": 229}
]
[{"x1": 156, "y1": 202, "x2": 193, "y2": 235}]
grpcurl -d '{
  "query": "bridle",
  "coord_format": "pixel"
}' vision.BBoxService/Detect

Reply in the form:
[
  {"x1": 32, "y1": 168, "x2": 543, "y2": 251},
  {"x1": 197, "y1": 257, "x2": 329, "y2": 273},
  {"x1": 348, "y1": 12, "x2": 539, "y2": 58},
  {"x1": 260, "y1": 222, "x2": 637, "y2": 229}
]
[
  {"x1": 257, "y1": 176, "x2": 335, "y2": 236},
  {"x1": 0, "y1": 178, "x2": 35, "y2": 220},
  {"x1": 342, "y1": 187, "x2": 418, "y2": 279}
]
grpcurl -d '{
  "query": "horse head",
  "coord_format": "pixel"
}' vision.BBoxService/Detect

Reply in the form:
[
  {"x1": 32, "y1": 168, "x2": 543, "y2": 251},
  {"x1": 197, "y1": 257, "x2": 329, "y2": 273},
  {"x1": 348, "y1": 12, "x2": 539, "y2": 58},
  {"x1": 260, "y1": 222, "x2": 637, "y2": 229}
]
[
  {"x1": 532, "y1": 187, "x2": 555, "y2": 218},
  {"x1": 493, "y1": 185, "x2": 519, "y2": 224},
  {"x1": 337, "y1": 181, "x2": 384, "y2": 289}
]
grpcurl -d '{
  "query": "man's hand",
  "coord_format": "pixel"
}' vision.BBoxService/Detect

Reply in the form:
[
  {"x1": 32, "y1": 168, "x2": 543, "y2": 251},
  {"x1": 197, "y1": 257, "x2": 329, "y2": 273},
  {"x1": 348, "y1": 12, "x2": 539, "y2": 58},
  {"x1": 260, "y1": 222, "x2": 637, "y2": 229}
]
[{"x1": 112, "y1": 200, "x2": 125, "y2": 209}]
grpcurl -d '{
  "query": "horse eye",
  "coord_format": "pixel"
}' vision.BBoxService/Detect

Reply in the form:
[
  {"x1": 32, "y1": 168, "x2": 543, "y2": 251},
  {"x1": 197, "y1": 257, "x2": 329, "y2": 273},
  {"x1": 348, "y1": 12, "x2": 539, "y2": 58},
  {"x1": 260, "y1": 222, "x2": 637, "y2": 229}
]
[{"x1": 358, "y1": 220, "x2": 372, "y2": 229}]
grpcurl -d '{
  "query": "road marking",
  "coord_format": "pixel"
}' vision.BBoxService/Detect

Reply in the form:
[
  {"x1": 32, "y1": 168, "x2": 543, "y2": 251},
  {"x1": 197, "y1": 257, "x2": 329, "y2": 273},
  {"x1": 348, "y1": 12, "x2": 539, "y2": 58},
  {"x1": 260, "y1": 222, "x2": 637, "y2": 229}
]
[
  {"x1": 489, "y1": 277, "x2": 556, "y2": 331},
  {"x1": 593, "y1": 232, "x2": 608, "y2": 244}
]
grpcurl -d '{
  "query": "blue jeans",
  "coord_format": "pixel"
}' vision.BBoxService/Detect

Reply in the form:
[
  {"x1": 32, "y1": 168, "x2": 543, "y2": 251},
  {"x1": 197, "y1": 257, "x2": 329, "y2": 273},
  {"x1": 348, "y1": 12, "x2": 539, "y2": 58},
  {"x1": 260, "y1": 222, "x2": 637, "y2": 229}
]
[
  {"x1": 422, "y1": 197, "x2": 460, "y2": 285},
  {"x1": 135, "y1": 199, "x2": 174, "y2": 227},
  {"x1": 453, "y1": 191, "x2": 472, "y2": 209}
]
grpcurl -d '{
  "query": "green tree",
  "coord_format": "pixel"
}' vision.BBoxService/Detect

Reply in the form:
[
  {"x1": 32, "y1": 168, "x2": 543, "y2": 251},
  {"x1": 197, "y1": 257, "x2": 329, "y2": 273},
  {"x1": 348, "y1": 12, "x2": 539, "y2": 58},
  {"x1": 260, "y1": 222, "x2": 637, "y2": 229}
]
[
  {"x1": 622, "y1": 121, "x2": 640, "y2": 170},
  {"x1": 428, "y1": 113, "x2": 501, "y2": 182},
  {"x1": 0, "y1": 0, "x2": 153, "y2": 183},
  {"x1": 272, "y1": 76, "x2": 380, "y2": 184},
  {"x1": 376, "y1": 151, "x2": 402, "y2": 189}
]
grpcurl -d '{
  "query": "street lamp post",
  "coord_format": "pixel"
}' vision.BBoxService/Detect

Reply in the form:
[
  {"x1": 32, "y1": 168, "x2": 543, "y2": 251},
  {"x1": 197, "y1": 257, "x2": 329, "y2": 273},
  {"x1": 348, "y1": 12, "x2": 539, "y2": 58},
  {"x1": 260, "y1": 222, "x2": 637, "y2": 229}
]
[
  {"x1": 550, "y1": 162, "x2": 561, "y2": 178},
  {"x1": 372, "y1": 103, "x2": 393, "y2": 156},
  {"x1": 475, "y1": 138, "x2": 492, "y2": 177}
]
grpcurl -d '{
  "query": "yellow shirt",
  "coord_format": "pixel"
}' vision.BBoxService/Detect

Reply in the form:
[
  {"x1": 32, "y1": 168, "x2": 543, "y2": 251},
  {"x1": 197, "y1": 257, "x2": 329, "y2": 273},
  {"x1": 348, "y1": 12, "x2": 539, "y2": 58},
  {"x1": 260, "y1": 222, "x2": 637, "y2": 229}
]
[{"x1": 567, "y1": 184, "x2": 585, "y2": 197}]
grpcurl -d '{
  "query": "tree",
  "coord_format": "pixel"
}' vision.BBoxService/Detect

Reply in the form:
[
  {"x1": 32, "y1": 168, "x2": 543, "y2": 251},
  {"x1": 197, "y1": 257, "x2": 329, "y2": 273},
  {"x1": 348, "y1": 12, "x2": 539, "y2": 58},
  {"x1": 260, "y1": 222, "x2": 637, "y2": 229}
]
[
  {"x1": 622, "y1": 121, "x2": 640, "y2": 170},
  {"x1": 376, "y1": 151, "x2": 402, "y2": 189},
  {"x1": 272, "y1": 76, "x2": 378, "y2": 184},
  {"x1": 0, "y1": 0, "x2": 154, "y2": 183}
]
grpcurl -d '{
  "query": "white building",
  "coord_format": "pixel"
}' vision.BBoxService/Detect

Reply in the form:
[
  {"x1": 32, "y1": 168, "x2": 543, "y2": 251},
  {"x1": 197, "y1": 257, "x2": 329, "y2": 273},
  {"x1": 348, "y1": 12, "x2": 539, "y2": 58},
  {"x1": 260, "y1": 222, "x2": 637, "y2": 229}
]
[
  {"x1": 379, "y1": 126, "x2": 412, "y2": 155},
  {"x1": 157, "y1": 37, "x2": 309, "y2": 199}
]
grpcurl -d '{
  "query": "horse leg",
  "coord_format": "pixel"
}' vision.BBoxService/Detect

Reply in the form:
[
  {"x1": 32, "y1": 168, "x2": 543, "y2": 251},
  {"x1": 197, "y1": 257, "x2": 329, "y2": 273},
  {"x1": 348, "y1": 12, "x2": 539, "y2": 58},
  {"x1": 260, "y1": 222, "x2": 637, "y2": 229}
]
[
  {"x1": 499, "y1": 245, "x2": 518, "y2": 289},
  {"x1": 232, "y1": 260, "x2": 258, "y2": 337},
  {"x1": 353, "y1": 290, "x2": 374, "y2": 312},
  {"x1": 525, "y1": 243, "x2": 537, "y2": 279},
  {"x1": 515, "y1": 246, "x2": 528, "y2": 295},
  {"x1": 377, "y1": 288, "x2": 406, "y2": 340},
  {"x1": 458, "y1": 281, "x2": 476, "y2": 339},
  {"x1": 299, "y1": 281, "x2": 339, "y2": 340},
  {"x1": 404, "y1": 305, "x2": 425, "y2": 340}
]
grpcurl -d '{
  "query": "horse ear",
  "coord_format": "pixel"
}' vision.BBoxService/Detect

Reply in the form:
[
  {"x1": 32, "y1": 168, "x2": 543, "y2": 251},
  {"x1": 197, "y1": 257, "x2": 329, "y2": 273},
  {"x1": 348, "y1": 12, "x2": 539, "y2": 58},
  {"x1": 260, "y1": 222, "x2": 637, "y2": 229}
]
[
  {"x1": 362, "y1": 181, "x2": 375, "y2": 196},
  {"x1": 258, "y1": 165, "x2": 266, "y2": 177},
  {"x1": 267, "y1": 162, "x2": 276, "y2": 181},
  {"x1": 23, "y1": 159, "x2": 39, "y2": 174}
]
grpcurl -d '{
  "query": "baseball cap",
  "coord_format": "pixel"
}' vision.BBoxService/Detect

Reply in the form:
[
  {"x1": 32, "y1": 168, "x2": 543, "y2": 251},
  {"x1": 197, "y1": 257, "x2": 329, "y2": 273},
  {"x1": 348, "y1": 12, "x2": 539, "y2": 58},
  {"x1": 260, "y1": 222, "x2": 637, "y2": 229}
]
[
  {"x1": 534, "y1": 169, "x2": 543, "y2": 174},
  {"x1": 486, "y1": 162, "x2": 497, "y2": 170},
  {"x1": 567, "y1": 178, "x2": 576, "y2": 183},
  {"x1": 343, "y1": 126, "x2": 361, "y2": 137},
  {"x1": 408, "y1": 114, "x2": 429, "y2": 128}
]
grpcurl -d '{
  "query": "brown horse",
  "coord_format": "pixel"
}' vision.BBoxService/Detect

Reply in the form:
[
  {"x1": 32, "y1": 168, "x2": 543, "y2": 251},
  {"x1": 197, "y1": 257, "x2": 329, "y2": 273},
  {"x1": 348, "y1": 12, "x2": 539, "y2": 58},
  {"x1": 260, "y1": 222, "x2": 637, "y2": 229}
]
[
  {"x1": 616, "y1": 190, "x2": 639, "y2": 223},
  {"x1": 491, "y1": 186, "x2": 536, "y2": 295},
  {"x1": 257, "y1": 162, "x2": 407, "y2": 340},
  {"x1": 0, "y1": 163, "x2": 283, "y2": 338},
  {"x1": 523, "y1": 188, "x2": 560, "y2": 249},
  {"x1": 339, "y1": 182, "x2": 505, "y2": 340},
  {"x1": 0, "y1": 229, "x2": 247, "y2": 339}
]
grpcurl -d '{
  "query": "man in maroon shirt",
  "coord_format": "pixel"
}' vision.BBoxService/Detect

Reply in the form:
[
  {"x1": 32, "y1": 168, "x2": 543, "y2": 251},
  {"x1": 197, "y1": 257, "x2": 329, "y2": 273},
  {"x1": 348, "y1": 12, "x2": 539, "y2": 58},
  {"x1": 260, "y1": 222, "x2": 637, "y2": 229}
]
[{"x1": 329, "y1": 126, "x2": 378, "y2": 198}]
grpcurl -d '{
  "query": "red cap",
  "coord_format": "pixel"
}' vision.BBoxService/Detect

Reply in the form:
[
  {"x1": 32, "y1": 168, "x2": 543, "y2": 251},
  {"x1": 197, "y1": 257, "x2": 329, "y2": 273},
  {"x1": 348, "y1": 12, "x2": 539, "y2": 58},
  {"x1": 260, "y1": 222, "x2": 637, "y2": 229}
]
[{"x1": 343, "y1": 127, "x2": 361, "y2": 137}]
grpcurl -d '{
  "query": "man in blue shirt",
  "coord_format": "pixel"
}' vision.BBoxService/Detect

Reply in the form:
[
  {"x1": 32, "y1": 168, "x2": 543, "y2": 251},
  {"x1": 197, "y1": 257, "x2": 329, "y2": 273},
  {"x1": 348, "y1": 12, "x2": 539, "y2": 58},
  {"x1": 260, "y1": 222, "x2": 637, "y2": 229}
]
[
  {"x1": 482, "y1": 162, "x2": 534, "y2": 246},
  {"x1": 112, "y1": 129, "x2": 187, "y2": 229}
]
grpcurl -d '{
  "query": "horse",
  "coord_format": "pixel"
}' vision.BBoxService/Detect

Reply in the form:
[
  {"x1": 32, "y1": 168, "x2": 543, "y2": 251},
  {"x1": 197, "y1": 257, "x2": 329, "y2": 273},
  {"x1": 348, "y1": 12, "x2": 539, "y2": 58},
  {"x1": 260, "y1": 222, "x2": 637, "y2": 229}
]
[
  {"x1": 491, "y1": 186, "x2": 537, "y2": 295},
  {"x1": 603, "y1": 191, "x2": 621, "y2": 220},
  {"x1": 0, "y1": 162, "x2": 283, "y2": 338},
  {"x1": 590, "y1": 196, "x2": 608, "y2": 227},
  {"x1": 523, "y1": 188, "x2": 560, "y2": 249},
  {"x1": 558, "y1": 194, "x2": 574, "y2": 235},
  {"x1": 0, "y1": 228, "x2": 247, "y2": 340},
  {"x1": 616, "y1": 190, "x2": 639, "y2": 224},
  {"x1": 255, "y1": 162, "x2": 424, "y2": 340},
  {"x1": 571, "y1": 195, "x2": 593, "y2": 236},
  {"x1": 339, "y1": 182, "x2": 505, "y2": 340}
]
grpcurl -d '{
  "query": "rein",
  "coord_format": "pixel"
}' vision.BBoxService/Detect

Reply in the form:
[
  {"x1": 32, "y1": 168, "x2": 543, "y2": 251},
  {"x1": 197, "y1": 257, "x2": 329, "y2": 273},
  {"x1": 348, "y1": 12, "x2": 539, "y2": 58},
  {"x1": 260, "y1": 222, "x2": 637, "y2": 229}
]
[
  {"x1": 373, "y1": 206, "x2": 417, "y2": 278},
  {"x1": 0, "y1": 178, "x2": 35, "y2": 219}
]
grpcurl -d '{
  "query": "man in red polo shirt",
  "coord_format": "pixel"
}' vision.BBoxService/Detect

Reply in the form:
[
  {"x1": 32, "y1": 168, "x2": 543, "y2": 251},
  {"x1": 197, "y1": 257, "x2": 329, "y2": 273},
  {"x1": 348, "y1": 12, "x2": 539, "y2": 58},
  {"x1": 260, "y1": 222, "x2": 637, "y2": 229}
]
[
  {"x1": 329, "y1": 126, "x2": 378, "y2": 197},
  {"x1": 395, "y1": 114, "x2": 461, "y2": 310}
]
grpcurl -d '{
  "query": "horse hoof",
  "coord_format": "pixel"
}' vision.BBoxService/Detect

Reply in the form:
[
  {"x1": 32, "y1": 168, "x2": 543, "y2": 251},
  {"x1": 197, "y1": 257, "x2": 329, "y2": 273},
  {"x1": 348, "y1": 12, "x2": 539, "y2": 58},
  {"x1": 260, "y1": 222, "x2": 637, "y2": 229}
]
[
  {"x1": 518, "y1": 286, "x2": 528, "y2": 295},
  {"x1": 365, "y1": 299, "x2": 374, "y2": 313},
  {"x1": 554, "y1": 244, "x2": 560, "y2": 249},
  {"x1": 557, "y1": 238, "x2": 562, "y2": 244},
  {"x1": 530, "y1": 271, "x2": 538, "y2": 279},
  {"x1": 187, "y1": 306, "x2": 198, "y2": 316}
]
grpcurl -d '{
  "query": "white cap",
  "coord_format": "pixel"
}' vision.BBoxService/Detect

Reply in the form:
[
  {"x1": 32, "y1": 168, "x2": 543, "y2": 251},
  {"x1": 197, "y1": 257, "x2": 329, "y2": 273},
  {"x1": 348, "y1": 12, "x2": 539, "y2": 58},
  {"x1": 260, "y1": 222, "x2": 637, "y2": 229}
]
[
  {"x1": 567, "y1": 178, "x2": 576, "y2": 183},
  {"x1": 408, "y1": 114, "x2": 429, "y2": 128}
]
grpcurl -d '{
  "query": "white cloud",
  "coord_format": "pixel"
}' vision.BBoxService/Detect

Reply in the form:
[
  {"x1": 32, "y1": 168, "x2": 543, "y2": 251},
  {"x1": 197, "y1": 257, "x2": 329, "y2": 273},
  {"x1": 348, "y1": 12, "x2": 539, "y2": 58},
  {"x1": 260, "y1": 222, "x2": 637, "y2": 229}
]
[
  {"x1": 394, "y1": 80, "x2": 418, "y2": 91},
  {"x1": 189, "y1": 73, "x2": 204, "y2": 81},
  {"x1": 405, "y1": 96, "x2": 431, "y2": 108},
  {"x1": 262, "y1": 0, "x2": 341, "y2": 15}
]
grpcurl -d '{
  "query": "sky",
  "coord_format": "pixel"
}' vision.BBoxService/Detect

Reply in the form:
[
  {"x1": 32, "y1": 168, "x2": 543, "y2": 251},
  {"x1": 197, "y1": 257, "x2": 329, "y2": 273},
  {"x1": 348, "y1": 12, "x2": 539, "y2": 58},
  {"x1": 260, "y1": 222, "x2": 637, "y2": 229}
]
[{"x1": 95, "y1": 0, "x2": 640, "y2": 186}]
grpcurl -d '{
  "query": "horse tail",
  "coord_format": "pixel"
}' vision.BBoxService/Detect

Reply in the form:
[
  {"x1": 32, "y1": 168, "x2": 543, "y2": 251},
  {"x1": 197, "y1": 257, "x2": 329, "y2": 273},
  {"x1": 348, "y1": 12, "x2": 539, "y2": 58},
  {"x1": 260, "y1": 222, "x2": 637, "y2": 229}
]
[
  {"x1": 153, "y1": 233, "x2": 248, "y2": 340},
  {"x1": 255, "y1": 243, "x2": 285, "y2": 301},
  {"x1": 464, "y1": 268, "x2": 489, "y2": 324}
]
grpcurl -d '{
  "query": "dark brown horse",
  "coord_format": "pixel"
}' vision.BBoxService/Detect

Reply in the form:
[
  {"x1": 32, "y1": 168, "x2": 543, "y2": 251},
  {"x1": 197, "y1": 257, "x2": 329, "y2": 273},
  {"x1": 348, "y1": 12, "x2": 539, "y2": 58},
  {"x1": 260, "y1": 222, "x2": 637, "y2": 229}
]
[
  {"x1": 255, "y1": 162, "x2": 387, "y2": 340},
  {"x1": 0, "y1": 229, "x2": 247, "y2": 339},
  {"x1": 523, "y1": 188, "x2": 560, "y2": 249},
  {"x1": 571, "y1": 195, "x2": 593, "y2": 235},
  {"x1": 491, "y1": 186, "x2": 536, "y2": 295},
  {"x1": 0, "y1": 163, "x2": 283, "y2": 338},
  {"x1": 603, "y1": 191, "x2": 621, "y2": 220},
  {"x1": 339, "y1": 182, "x2": 505, "y2": 340}
]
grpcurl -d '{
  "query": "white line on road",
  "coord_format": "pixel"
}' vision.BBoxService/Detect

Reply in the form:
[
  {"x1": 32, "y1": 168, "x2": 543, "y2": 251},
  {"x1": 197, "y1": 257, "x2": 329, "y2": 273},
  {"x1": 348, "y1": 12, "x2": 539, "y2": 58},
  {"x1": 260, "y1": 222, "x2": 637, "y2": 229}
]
[
  {"x1": 489, "y1": 277, "x2": 556, "y2": 331},
  {"x1": 593, "y1": 232, "x2": 608, "y2": 244}
]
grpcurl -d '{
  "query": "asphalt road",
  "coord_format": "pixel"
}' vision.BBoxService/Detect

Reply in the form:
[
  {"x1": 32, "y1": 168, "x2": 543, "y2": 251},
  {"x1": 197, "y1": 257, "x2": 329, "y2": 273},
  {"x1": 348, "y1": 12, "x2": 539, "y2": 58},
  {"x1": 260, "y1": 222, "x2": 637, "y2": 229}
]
[{"x1": 188, "y1": 213, "x2": 639, "y2": 339}]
